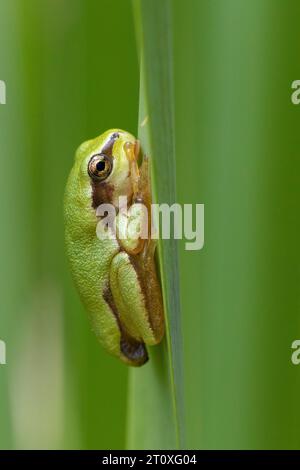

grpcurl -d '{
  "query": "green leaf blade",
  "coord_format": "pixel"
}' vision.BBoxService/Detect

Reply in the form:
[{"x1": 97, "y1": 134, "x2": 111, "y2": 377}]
[{"x1": 127, "y1": 0, "x2": 185, "y2": 450}]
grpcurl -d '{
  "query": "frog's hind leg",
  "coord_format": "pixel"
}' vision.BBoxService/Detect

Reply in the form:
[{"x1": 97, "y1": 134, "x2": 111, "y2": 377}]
[
  {"x1": 103, "y1": 282, "x2": 148, "y2": 367},
  {"x1": 109, "y1": 251, "x2": 161, "y2": 348}
]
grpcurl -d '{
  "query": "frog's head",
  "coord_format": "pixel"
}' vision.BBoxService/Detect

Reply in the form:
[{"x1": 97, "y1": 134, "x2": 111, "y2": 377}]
[{"x1": 72, "y1": 129, "x2": 138, "y2": 210}]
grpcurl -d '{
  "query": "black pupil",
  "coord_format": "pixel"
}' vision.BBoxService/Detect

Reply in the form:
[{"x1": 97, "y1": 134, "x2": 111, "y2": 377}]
[{"x1": 96, "y1": 160, "x2": 106, "y2": 172}]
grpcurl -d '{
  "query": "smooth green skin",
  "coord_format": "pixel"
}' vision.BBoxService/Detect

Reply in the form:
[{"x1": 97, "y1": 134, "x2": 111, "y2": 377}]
[{"x1": 64, "y1": 129, "x2": 156, "y2": 365}]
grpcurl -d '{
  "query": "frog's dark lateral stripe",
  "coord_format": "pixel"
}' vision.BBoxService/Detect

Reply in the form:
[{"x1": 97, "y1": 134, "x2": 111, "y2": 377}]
[
  {"x1": 91, "y1": 181, "x2": 114, "y2": 209},
  {"x1": 100, "y1": 131, "x2": 119, "y2": 157},
  {"x1": 90, "y1": 132, "x2": 119, "y2": 209},
  {"x1": 103, "y1": 283, "x2": 149, "y2": 366}
]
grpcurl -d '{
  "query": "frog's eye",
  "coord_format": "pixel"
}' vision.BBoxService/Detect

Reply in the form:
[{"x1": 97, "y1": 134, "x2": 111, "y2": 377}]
[{"x1": 88, "y1": 154, "x2": 113, "y2": 181}]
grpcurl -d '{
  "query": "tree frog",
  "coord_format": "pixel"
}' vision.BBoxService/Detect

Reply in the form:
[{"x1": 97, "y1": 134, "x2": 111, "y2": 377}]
[{"x1": 64, "y1": 129, "x2": 164, "y2": 366}]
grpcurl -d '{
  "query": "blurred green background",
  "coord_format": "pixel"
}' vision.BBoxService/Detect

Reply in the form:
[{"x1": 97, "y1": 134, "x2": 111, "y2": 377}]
[{"x1": 1, "y1": 0, "x2": 300, "y2": 449}]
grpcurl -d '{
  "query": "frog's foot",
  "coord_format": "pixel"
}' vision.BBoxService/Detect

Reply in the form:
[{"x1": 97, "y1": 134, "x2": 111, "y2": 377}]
[{"x1": 120, "y1": 334, "x2": 148, "y2": 367}]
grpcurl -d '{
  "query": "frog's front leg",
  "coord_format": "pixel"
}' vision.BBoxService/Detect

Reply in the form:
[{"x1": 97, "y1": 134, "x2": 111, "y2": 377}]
[{"x1": 117, "y1": 145, "x2": 152, "y2": 255}]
